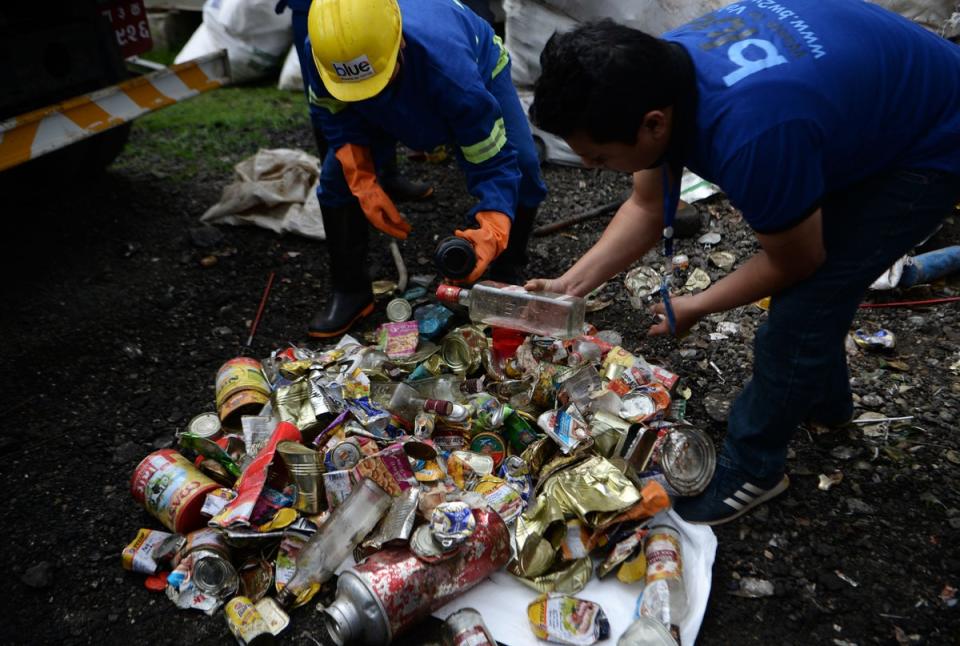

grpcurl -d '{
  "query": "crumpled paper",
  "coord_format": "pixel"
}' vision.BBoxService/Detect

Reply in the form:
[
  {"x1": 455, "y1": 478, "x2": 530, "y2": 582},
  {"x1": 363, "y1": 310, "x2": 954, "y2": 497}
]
[{"x1": 201, "y1": 148, "x2": 325, "y2": 240}]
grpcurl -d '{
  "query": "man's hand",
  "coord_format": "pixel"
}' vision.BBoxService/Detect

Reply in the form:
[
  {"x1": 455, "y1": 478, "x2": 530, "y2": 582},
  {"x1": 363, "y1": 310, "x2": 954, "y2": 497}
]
[
  {"x1": 647, "y1": 293, "x2": 704, "y2": 336},
  {"x1": 336, "y1": 144, "x2": 411, "y2": 239},
  {"x1": 454, "y1": 211, "x2": 511, "y2": 283}
]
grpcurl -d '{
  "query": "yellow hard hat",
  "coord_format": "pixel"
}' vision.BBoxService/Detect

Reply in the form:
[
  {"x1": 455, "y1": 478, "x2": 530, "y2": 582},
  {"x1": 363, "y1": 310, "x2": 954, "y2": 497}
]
[{"x1": 308, "y1": 0, "x2": 402, "y2": 102}]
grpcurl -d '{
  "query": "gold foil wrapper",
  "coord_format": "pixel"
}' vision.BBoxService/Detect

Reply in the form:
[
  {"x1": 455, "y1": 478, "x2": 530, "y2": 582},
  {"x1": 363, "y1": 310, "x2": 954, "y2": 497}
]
[
  {"x1": 509, "y1": 557, "x2": 594, "y2": 595},
  {"x1": 278, "y1": 359, "x2": 317, "y2": 380},
  {"x1": 273, "y1": 378, "x2": 316, "y2": 433},
  {"x1": 514, "y1": 456, "x2": 641, "y2": 579}
]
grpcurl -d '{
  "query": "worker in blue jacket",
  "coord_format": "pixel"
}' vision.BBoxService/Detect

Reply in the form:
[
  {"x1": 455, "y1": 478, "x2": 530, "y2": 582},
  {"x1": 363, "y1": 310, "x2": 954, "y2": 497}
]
[
  {"x1": 304, "y1": 0, "x2": 546, "y2": 338},
  {"x1": 274, "y1": 0, "x2": 432, "y2": 203},
  {"x1": 527, "y1": 0, "x2": 960, "y2": 525}
]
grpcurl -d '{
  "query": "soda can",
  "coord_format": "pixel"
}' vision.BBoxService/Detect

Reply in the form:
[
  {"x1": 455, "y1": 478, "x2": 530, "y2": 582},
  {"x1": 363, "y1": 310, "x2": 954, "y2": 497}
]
[
  {"x1": 130, "y1": 449, "x2": 220, "y2": 533},
  {"x1": 386, "y1": 298, "x2": 414, "y2": 323},
  {"x1": 186, "y1": 411, "x2": 222, "y2": 441},
  {"x1": 441, "y1": 607, "x2": 497, "y2": 646},
  {"x1": 225, "y1": 596, "x2": 275, "y2": 646},
  {"x1": 430, "y1": 501, "x2": 476, "y2": 548},
  {"x1": 215, "y1": 357, "x2": 271, "y2": 431}
]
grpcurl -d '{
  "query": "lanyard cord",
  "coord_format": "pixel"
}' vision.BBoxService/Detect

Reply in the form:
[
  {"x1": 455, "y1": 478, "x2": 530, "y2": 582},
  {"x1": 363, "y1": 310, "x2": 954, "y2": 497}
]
[{"x1": 660, "y1": 164, "x2": 681, "y2": 335}]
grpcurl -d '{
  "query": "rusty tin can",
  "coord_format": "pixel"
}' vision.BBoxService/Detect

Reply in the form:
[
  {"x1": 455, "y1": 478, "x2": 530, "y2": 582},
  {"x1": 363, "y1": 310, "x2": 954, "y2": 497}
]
[{"x1": 130, "y1": 449, "x2": 220, "y2": 533}]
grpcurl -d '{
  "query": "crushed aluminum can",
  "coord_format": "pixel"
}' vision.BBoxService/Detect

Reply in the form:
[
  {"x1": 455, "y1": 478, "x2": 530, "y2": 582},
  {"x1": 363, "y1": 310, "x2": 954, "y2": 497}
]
[
  {"x1": 469, "y1": 393, "x2": 506, "y2": 431},
  {"x1": 624, "y1": 266, "x2": 661, "y2": 308},
  {"x1": 431, "y1": 501, "x2": 476, "y2": 549},
  {"x1": 447, "y1": 450, "x2": 494, "y2": 490},
  {"x1": 440, "y1": 607, "x2": 497, "y2": 646},
  {"x1": 385, "y1": 298, "x2": 413, "y2": 323},
  {"x1": 527, "y1": 593, "x2": 610, "y2": 645},
  {"x1": 224, "y1": 596, "x2": 275, "y2": 646},
  {"x1": 472, "y1": 475, "x2": 524, "y2": 524},
  {"x1": 682, "y1": 267, "x2": 711, "y2": 292},
  {"x1": 501, "y1": 409, "x2": 540, "y2": 452},
  {"x1": 410, "y1": 523, "x2": 459, "y2": 563},
  {"x1": 325, "y1": 438, "x2": 362, "y2": 471},
  {"x1": 708, "y1": 250, "x2": 736, "y2": 270},
  {"x1": 537, "y1": 409, "x2": 591, "y2": 454},
  {"x1": 122, "y1": 528, "x2": 172, "y2": 575},
  {"x1": 852, "y1": 328, "x2": 896, "y2": 351}
]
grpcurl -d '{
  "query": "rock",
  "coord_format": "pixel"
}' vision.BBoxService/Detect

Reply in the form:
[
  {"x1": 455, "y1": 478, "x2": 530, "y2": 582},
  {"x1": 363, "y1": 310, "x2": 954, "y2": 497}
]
[
  {"x1": 845, "y1": 498, "x2": 876, "y2": 515},
  {"x1": 113, "y1": 441, "x2": 145, "y2": 465},
  {"x1": 731, "y1": 576, "x2": 775, "y2": 598},
  {"x1": 830, "y1": 446, "x2": 859, "y2": 460},
  {"x1": 212, "y1": 326, "x2": 233, "y2": 337},
  {"x1": 861, "y1": 394, "x2": 884, "y2": 408},
  {"x1": 189, "y1": 226, "x2": 225, "y2": 249},
  {"x1": 702, "y1": 390, "x2": 732, "y2": 422},
  {"x1": 21, "y1": 561, "x2": 54, "y2": 589}
]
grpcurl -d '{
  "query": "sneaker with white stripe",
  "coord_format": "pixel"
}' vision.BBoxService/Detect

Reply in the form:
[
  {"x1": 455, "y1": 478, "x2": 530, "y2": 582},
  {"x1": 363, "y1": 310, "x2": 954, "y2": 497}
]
[{"x1": 673, "y1": 459, "x2": 789, "y2": 526}]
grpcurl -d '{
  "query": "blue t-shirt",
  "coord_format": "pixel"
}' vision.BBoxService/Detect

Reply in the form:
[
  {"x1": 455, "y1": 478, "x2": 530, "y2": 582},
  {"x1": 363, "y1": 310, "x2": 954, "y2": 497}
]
[{"x1": 665, "y1": 0, "x2": 960, "y2": 233}]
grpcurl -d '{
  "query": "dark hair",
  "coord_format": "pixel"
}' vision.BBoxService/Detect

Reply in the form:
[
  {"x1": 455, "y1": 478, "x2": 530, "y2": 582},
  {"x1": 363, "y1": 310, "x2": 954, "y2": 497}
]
[{"x1": 531, "y1": 20, "x2": 679, "y2": 144}]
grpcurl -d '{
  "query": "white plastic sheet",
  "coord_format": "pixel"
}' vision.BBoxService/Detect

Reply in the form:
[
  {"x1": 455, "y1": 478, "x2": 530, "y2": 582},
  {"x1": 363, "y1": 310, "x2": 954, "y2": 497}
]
[
  {"x1": 434, "y1": 510, "x2": 717, "y2": 646},
  {"x1": 200, "y1": 148, "x2": 325, "y2": 239}
]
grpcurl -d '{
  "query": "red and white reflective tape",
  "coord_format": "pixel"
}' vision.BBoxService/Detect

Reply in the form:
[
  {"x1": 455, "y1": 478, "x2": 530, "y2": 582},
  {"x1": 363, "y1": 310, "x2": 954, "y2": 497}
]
[{"x1": 0, "y1": 50, "x2": 230, "y2": 172}]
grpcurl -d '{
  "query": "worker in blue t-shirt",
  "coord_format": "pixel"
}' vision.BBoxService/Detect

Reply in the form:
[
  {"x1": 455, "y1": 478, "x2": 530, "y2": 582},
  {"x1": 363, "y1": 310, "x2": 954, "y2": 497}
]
[
  {"x1": 527, "y1": 0, "x2": 960, "y2": 525},
  {"x1": 301, "y1": 0, "x2": 546, "y2": 338}
]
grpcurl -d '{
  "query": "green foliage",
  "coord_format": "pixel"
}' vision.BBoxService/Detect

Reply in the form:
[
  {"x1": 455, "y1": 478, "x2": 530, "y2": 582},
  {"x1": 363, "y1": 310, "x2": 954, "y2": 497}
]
[{"x1": 114, "y1": 84, "x2": 307, "y2": 179}]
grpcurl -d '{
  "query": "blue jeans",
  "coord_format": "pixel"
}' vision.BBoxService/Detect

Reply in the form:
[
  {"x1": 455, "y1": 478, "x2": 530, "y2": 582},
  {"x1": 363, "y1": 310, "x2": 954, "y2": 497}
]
[{"x1": 726, "y1": 168, "x2": 960, "y2": 479}]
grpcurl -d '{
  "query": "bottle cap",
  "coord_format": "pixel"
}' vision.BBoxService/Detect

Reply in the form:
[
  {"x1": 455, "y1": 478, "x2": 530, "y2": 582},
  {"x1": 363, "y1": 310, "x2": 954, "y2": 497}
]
[
  {"x1": 434, "y1": 237, "x2": 476, "y2": 279},
  {"x1": 435, "y1": 284, "x2": 464, "y2": 303}
]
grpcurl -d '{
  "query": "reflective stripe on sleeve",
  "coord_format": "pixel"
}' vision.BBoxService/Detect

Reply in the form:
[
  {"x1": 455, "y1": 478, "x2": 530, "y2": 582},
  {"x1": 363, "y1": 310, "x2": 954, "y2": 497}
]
[
  {"x1": 460, "y1": 117, "x2": 506, "y2": 164},
  {"x1": 309, "y1": 87, "x2": 347, "y2": 114},
  {"x1": 491, "y1": 35, "x2": 509, "y2": 79}
]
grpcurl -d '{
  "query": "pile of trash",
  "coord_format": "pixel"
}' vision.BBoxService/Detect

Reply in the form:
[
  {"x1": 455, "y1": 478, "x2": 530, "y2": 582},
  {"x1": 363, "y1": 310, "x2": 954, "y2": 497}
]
[{"x1": 122, "y1": 279, "x2": 717, "y2": 645}]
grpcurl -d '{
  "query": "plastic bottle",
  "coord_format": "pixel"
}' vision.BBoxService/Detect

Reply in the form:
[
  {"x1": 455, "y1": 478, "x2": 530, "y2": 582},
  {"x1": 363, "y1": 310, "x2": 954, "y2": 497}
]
[
  {"x1": 436, "y1": 281, "x2": 586, "y2": 339},
  {"x1": 409, "y1": 374, "x2": 484, "y2": 403},
  {"x1": 276, "y1": 479, "x2": 391, "y2": 608},
  {"x1": 369, "y1": 381, "x2": 455, "y2": 420},
  {"x1": 638, "y1": 525, "x2": 687, "y2": 641}
]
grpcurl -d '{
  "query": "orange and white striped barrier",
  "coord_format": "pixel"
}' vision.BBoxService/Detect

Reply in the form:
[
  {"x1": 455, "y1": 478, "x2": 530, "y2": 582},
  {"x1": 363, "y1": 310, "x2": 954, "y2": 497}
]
[{"x1": 0, "y1": 50, "x2": 230, "y2": 173}]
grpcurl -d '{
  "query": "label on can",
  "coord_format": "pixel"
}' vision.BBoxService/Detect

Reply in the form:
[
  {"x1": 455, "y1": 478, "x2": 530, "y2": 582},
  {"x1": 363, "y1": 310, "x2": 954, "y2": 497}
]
[
  {"x1": 215, "y1": 358, "x2": 269, "y2": 409},
  {"x1": 472, "y1": 476, "x2": 523, "y2": 524},
  {"x1": 130, "y1": 449, "x2": 219, "y2": 533},
  {"x1": 644, "y1": 529, "x2": 683, "y2": 584},
  {"x1": 122, "y1": 528, "x2": 172, "y2": 574},
  {"x1": 323, "y1": 470, "x2": 355, "y2": 509},
  {"x1": 527, "y1": 593, "x2": 610, "y2": 645},
  {"x1": 225, "y1": 596, "x2": 271, "y2": 646},
  {"x1": 469, "y1": 432, "x2": 506, "y2": 470},
  {"x1": 430, "y1": 501, "x2": 476, "y2": 547}
]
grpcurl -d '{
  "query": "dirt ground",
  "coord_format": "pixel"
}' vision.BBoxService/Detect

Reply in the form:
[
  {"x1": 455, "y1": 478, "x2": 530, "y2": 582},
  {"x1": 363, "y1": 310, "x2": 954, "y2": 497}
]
[{"x1": 1, "y1": 118, "x2": 958, "y2": 646}]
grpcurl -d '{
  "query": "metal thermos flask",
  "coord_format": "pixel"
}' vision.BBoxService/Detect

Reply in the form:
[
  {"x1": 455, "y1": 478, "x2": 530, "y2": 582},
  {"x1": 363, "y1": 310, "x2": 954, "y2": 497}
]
[{"x1": 434, "y1": 237, "x2": 476, "y2": 280}]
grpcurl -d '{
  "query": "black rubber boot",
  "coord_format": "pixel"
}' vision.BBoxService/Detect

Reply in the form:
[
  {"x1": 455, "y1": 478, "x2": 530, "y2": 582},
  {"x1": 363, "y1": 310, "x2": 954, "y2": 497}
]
[
  {"x1": 488, "y1": 204, "x2": 538, "y2": 285},
  {"x1": 309, "y1": 202, "x2": 375, "y2": 338},
  {"x1": 378, "y1": 150, "x2": 433, "y2": 202}
]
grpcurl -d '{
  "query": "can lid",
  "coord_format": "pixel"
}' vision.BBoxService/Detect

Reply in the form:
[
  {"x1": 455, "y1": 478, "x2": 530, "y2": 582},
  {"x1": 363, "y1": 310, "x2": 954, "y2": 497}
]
[
  {"x1": 385, "y1": 298, "x2": 413, "y2": 322},
  {"x1": 187, "y1": 412, "x2": 222, "y2": 439},
  {"x1": 434, "y1": 237, "x2": 476, "y2": 279}
]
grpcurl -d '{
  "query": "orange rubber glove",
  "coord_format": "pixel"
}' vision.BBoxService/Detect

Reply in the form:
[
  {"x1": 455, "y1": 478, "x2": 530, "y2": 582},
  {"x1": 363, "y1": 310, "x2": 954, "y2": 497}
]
[
  {"x1": 454, "y1": 211, "x2": 512, "y2": 283},
  {"x1": 336, "y1": 143, "x2": 411, "y2": 240}
]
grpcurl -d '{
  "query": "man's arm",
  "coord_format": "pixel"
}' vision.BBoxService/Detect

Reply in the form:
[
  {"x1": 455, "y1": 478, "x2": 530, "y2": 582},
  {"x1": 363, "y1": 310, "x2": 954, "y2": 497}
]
[
  {"x1": 527, "y1": 167, "x2": 666, "y2": 297},
  {"x1": 648, "y1": 208, "x2": 826, "y2": 335}
]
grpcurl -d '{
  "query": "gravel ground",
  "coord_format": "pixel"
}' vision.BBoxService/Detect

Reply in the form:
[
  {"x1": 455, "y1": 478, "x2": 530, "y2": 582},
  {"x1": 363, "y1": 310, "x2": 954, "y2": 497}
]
[{"x1": 1, "y1": 119, "x2": 958, "y2": 645}]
